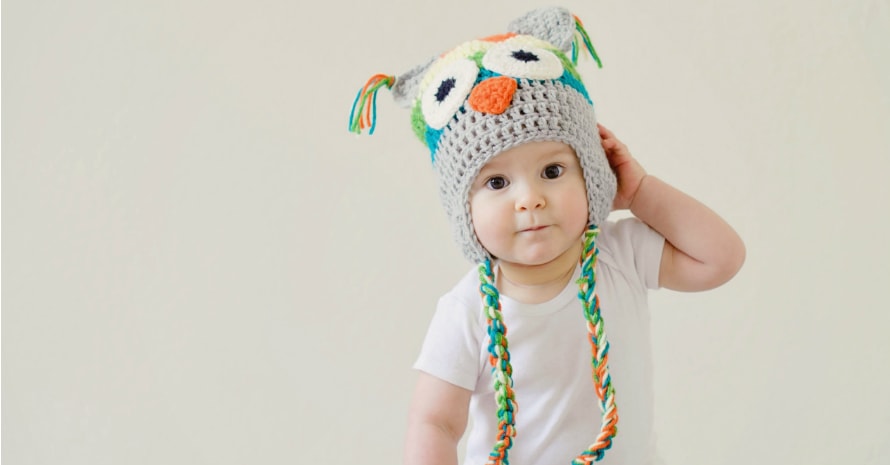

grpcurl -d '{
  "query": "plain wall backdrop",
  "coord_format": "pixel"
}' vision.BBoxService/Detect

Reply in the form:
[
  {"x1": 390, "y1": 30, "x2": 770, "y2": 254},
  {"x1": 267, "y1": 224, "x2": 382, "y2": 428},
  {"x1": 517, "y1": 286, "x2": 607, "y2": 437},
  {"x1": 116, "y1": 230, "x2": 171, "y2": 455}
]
[{"x1": 3, "y1": 0, "x2": 889, "y2": 464}]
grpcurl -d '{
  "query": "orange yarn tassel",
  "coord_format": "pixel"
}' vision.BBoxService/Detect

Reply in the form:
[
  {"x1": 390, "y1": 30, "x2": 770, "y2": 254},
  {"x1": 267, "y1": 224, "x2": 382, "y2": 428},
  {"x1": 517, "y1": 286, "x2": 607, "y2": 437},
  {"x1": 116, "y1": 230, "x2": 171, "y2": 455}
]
[{"x1": 348, "y1": 74, "x2": 395, "y2": 135}]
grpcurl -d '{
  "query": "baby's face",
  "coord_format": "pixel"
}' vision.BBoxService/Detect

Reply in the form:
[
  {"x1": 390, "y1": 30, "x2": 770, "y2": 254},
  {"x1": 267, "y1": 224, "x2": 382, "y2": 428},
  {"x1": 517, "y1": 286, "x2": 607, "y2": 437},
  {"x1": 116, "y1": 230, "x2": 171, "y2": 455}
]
[{"x1": 469, "y1": 141, "x2": 589, "y2": 266}]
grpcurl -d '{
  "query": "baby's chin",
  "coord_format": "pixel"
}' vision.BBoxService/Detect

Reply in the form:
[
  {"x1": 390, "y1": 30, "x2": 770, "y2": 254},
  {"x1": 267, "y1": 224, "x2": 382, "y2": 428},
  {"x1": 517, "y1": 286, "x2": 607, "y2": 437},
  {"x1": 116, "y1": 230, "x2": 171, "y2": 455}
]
[{"x1": 496, "y1": 248, "x2": 576, "y2": 269}]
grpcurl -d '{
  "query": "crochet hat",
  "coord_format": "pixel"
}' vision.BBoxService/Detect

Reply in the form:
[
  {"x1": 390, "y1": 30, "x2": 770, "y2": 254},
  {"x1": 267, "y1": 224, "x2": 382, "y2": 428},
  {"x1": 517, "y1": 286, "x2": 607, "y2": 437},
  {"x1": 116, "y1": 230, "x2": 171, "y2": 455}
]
[
  {"x1": 350, "y1": 7, "x2": 616, "y2": 264},
  {"x1": 349, "y1": 7, "x2": 618, "y2": 465}
]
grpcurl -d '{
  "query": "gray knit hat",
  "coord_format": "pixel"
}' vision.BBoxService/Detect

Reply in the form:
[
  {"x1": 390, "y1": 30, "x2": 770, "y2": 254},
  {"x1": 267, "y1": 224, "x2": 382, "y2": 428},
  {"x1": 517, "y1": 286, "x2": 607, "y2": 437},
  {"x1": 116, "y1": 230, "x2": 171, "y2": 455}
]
[{"x1": 349, "y1": 6, "x2": 616, "y2": 263}]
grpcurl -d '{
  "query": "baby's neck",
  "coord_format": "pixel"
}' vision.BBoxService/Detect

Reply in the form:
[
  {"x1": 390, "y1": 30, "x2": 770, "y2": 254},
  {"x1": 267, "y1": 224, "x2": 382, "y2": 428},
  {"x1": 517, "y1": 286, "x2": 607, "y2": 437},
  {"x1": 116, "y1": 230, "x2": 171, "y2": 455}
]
[{"x1": 497, "y1": 240, "x2": 582, "y2": 304}]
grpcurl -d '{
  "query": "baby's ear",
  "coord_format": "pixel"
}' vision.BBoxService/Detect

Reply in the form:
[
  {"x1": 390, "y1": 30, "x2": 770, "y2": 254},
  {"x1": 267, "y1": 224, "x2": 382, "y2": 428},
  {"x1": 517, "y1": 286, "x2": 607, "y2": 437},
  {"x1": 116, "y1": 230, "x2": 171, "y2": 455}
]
[
  {"x1": 392, "y1": 57, "x2": 435, "y2": 108},
  {"x1": 507, "y1": 6, "x2": 576, "y2": 53}
]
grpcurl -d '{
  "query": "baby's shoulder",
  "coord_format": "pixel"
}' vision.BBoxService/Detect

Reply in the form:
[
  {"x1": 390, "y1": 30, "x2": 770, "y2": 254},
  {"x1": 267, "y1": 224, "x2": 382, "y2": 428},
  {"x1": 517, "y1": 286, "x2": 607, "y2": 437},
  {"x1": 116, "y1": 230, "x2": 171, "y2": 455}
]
[
  {"x1": 439, "y1": 266, "x2": 485, "y2": 309},
  {"x1": 597, "y1": 217, "x2": 663, "y2": 262},
  {"x1": 430, "y1": 267, "x2": 488, "y2": 333},
  {"x1": 596, "y1": 217, "x2": 665, "y2": 290}
]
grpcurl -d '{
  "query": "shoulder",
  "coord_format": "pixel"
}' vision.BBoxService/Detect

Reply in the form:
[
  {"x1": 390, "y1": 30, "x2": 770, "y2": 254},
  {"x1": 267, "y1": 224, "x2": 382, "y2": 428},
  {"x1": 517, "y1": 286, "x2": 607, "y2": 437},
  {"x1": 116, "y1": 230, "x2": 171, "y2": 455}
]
[
  {"x1": 432, "y1": 266, "x2": 487, "y2": 331},
  {"x1": 596, "y1": 217, "x2": 665, "y2": 289},
  {"x1": 441, "y1": 265, "x2": 485, "y2": 307},
  {"x1": 598, "y1": 217, "x2": 663, "y2": 258},
  {"x1": 415, "y1": 266, "x2": 487, "y2": 390}
]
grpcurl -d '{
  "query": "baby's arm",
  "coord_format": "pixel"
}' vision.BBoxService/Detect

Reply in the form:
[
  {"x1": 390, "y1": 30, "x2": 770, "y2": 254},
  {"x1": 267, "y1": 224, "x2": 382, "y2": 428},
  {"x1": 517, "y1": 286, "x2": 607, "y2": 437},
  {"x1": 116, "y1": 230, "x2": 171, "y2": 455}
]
[
  {"x1": 599, "y1": 124, "x2": 746, "y2": 291},
  {"x1": 403, "y1": 372, "x2": 471, "y2": 465}
]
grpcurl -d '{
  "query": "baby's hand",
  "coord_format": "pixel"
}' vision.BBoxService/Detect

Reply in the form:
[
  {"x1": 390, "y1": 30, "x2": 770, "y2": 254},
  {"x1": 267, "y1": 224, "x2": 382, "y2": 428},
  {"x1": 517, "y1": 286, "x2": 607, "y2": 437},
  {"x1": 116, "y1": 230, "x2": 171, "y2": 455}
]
[{"x1": 599, "y1": 123, "x2": 647, "y2": 210}]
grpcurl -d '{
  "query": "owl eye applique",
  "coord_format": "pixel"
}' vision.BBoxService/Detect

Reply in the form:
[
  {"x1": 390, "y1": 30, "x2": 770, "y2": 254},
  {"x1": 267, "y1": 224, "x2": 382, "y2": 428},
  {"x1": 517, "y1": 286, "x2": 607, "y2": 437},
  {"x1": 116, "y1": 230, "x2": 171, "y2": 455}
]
[
  {"x1": 421, "y1": 58, "x2": 480, "y2": 130},
  {"x1": 482, "y1": 43, "x2": 564, "y2": 80}
]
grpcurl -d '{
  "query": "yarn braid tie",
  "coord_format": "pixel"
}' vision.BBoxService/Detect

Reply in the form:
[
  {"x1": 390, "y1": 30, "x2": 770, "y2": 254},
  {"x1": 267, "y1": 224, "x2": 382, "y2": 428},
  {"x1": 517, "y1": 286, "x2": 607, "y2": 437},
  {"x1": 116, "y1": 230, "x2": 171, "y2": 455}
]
[
  {"x1": 477, "y1": 226, "x2": 617, "y2": 465},
  {"x1": 479, "y1": 260, "x2": 517, "y2": 465},
  {"x1": 573, "y1": 226, "x2": 618, "y2": 464}
]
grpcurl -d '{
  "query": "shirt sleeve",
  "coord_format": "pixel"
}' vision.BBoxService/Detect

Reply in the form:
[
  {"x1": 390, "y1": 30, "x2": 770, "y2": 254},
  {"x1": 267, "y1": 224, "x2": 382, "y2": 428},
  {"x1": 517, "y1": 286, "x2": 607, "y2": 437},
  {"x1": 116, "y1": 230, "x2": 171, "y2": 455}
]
[
  {"x1": 600, "y1": 217, "x2": 665, "y2": 290},
  {"x1": 412, "y1": 291, "x2": 483, "y2": 391}
]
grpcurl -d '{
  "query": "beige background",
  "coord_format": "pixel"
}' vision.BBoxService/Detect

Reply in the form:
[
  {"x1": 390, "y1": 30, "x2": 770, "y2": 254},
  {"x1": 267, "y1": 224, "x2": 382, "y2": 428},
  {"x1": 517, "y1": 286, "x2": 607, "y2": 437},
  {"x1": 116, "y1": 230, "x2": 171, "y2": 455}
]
[{"x1": 3, "y1": 0, "x2": 889, "y2": 463}]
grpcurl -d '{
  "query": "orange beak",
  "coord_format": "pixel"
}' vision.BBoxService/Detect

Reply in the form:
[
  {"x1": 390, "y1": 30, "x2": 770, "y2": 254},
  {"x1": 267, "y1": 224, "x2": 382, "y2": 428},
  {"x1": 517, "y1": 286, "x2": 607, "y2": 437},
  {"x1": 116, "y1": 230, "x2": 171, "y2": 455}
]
[{"x1": 468, "y1": 76, "x2": 517, "y2": 115}]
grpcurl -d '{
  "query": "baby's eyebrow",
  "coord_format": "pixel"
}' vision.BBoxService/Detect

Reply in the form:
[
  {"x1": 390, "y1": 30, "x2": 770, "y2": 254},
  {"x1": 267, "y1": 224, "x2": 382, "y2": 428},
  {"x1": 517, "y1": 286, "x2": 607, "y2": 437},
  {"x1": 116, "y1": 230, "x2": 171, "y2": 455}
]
[
  {"x1": 546, "y1": 148, "x2": 577, "y2": 159},
  {"x1": 476, "y1": 164, "x2": 502, "y2": 177}
]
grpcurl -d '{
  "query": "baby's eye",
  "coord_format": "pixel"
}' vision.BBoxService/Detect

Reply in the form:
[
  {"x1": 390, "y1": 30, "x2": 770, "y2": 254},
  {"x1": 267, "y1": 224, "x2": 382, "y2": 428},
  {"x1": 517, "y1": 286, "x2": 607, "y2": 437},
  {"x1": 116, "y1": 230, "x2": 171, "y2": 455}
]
[
  {"x1": 486, "y1": 176, "x2": 509, "y2": 190},
  {"x1": 542, "y1": 164, "x2": 564, "y2": 179}
]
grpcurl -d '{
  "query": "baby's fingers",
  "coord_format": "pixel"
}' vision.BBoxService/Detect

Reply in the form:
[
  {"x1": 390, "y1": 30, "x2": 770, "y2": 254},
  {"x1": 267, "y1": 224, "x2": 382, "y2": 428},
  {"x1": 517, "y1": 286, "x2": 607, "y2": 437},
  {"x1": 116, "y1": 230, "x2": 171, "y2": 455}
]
[
  {"x1": 597, "y1": 122, "x2": 613, "y2": 136},
  {"x1": 597, "y1": 123, "x2": 615, "y2": 141},
  {"x1": 602, "y1": 137, "x2": 629, "y2": 158},
  {"x1": 597, "y1": 123, "x2": 624, "y2": 150}
]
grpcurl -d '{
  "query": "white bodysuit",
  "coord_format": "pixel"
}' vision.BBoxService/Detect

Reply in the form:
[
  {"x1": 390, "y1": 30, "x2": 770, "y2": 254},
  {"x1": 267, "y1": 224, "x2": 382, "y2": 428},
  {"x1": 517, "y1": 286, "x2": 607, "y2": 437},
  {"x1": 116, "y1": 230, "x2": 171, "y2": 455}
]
[{"x1": 414, "y1": 217, "x2": 665, "y2": 465}]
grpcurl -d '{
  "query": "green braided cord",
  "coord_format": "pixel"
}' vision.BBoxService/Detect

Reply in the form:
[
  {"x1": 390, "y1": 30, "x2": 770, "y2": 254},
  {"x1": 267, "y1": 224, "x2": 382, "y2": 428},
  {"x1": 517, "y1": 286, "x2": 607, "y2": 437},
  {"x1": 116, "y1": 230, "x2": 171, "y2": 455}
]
[
  {"x1": 572, "y1": 226, "x2": 618, "y2": 464},
  {"x1": 573, "y1": 16, "x2": 603, "y2": 69},
  {"x1": 478, "y1": 259, "x2": 517, "y2": 465}
]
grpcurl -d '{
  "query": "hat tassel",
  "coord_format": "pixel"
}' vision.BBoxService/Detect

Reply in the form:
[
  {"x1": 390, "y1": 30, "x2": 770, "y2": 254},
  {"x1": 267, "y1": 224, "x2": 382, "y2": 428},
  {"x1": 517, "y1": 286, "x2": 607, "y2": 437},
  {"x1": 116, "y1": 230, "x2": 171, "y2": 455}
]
[
  {"x1": 571, "y1": 15, "x2": 603, "y2": 69},
  {"x1": 348, "y1": 74, "x2": 395, "y2": 135}
]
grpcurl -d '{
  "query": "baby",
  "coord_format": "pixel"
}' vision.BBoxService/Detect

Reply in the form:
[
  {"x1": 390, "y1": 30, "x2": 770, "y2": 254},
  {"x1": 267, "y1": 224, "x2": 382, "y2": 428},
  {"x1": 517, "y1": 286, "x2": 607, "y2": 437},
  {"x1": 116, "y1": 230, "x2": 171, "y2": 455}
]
[{"x1": 348, "y1": 6, "x2": 745, "y2": 465}]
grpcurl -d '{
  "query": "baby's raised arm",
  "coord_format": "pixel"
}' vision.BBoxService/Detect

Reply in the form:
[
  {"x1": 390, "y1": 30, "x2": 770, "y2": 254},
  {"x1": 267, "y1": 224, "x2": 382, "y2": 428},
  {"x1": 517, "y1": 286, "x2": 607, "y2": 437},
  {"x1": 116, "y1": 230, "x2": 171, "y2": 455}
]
[
  {"x1": 599, "y1": 124, "x2": 746, "y2": 291},
  {"x1": 403, "y1": 372, "x2": 471, "y2": 465}
]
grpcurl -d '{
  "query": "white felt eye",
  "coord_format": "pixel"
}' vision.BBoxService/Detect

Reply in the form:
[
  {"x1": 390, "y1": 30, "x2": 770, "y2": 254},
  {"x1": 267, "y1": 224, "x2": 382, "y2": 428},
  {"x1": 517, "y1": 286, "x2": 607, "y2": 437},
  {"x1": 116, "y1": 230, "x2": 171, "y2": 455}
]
[
  {"x1": 482, "y1": 43, "x2": 564, "y2": 80},
  {"x1": 421, "y1": 58, "x2": 480, "y2": 130}
]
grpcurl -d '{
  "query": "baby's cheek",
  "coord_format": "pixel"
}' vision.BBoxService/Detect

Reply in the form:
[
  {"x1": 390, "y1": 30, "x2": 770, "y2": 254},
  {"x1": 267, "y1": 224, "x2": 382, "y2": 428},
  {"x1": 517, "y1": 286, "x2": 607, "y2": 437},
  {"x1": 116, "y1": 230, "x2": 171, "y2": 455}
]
[
  {"x1": 569, "y1": 189, "x2": 591, "y2": 233},
  {"x1": 470, "y1": 214, "x2": 495, "y2": 249},
  {"x1": 470, "y1": 208, "x2": 504, "y2": 256}
]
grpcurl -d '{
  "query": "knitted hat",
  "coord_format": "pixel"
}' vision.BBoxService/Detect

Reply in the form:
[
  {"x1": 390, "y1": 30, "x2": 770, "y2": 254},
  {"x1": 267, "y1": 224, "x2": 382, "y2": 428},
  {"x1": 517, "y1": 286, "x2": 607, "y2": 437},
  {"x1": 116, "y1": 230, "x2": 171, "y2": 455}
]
[
  {"x1": 350, "y1": 7, "x2": 616, "y2": 263},
  {"x1": 349, "y1": 7, "x2": 618, "y2": 465}
]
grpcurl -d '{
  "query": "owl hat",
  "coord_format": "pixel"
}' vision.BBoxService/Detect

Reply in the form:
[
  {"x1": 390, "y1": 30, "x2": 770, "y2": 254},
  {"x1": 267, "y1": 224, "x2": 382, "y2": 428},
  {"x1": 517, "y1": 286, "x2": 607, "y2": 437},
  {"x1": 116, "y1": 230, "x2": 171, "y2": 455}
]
[{"x1": 349, "y1": 7, "x2": 618, "y2": 465}]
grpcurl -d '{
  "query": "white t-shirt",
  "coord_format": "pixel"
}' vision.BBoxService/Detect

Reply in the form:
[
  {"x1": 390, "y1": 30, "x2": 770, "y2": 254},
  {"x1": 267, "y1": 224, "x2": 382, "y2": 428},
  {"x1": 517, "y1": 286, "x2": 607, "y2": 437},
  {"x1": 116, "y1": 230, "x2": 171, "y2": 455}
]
[{"x1": 414, "y1": 218, "x2": 665, "y2": 465}]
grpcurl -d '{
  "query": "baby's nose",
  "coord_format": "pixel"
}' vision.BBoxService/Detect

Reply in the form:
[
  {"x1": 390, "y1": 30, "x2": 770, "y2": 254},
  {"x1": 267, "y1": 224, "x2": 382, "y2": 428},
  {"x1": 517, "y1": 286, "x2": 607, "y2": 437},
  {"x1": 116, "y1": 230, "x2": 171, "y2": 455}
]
[
  {"x1": 468, "y1": 76, "x2": 517, "y2": 115},
  {"x1": 515, "y1": 185, "x2": 546, "y2": 211}
]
